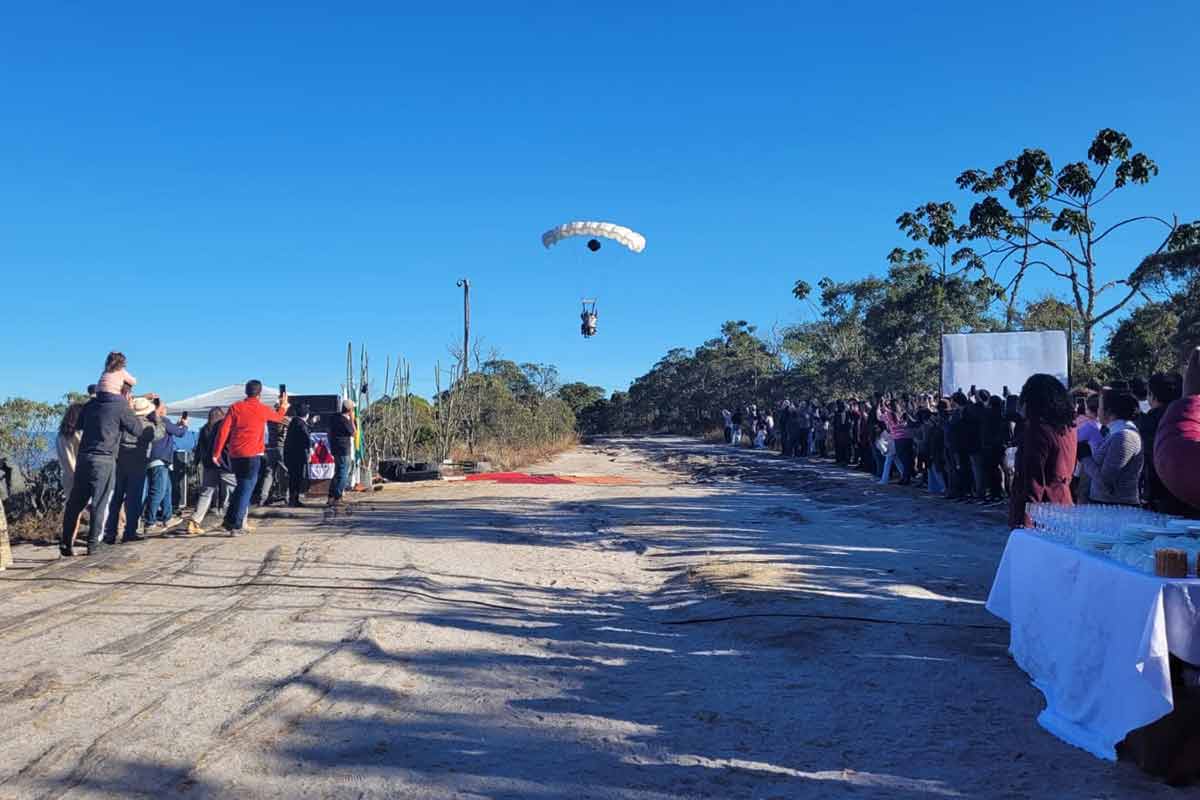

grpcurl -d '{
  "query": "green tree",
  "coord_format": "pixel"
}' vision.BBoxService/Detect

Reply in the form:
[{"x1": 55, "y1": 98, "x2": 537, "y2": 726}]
[
  {"x1": 1172, "y1": 275, "x2": 1200, "y2": 363},
  {"x1": 1131, "y1": 238, "x2": 1200, "y2": 364},
  {"x1": 957, "y1": 128, "x2": 1197, "y2": 363},
  {"x1": 794, "y1": 251, "x2": 998, "y2": 393},
  {"x1": 519, "y1": 363, "x2": 561, "y2": 398},
  {"x1": 1017, "y1": 294, "x2": 1085, "y2": 361},
  {"x1": 1105, "y1": 302, "x2": 1180, "y2": 378},
  {"x1": 556, "y1": 383, "x2": 606, "y2": 417},
  {"x1": 609, "y1": 322, "x2": 781, "y2": 434},
  {"x1": 480, "y1": 359, "x2": 536, "y2": 402},
  {"x1": 784, "y1": 281, "x2": 871, "y2": 396},
  {"x1": 894, "y1": 201, "x2": 986, "y2": 281},
  {"x1": 0, "y1": 398, "x2": 61, "y2": 479}
]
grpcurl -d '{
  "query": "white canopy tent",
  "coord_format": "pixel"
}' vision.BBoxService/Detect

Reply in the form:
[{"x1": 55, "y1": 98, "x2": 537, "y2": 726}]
[{"x1": 166, "y1": 384, "x2": 282, "y2": 420}]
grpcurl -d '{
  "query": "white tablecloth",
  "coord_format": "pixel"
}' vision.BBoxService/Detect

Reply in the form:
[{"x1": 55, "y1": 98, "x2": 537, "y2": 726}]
[{"x1": 987, "y1": 529, "x2": 1200, "y2": 760}]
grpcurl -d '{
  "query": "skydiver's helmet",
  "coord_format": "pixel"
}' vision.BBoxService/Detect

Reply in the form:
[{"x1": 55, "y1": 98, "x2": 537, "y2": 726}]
[{"x1": 580, "y1": 311, "x2": 598, "y2": 338}]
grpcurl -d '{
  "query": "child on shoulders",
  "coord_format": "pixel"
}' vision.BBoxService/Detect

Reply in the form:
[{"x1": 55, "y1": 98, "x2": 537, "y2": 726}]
[{"x1": 96, "y1": 351, "x2": 136, "y2": 396}]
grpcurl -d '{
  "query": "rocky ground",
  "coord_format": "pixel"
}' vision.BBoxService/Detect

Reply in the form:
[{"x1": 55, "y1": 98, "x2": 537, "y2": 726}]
[{"x1": 0, "y1": 437, "x2": 1178, "y2": 799}]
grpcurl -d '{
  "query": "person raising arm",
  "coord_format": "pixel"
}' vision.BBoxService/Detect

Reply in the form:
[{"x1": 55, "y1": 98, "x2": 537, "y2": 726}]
[{"x1": 211, "y1": 380, "x2": 289, "y2": 535}]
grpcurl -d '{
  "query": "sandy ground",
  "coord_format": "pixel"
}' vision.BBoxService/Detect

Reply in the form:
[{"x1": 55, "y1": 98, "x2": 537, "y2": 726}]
[{"x1": 0, "y1": 437, "x2": 1181, "y2": 799}]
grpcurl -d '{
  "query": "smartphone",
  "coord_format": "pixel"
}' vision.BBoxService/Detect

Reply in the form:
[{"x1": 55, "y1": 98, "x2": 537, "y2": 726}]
[
  {"x1": 280, "y1": 383, "x2": 287, "y2": 395},
  {"x1": 181, "y1": 411, "x2": 189, "y2": 421}
]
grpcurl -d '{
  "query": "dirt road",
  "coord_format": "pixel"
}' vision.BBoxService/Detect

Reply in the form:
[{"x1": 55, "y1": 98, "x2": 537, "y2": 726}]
[{"x1": 0, "y1": 438, "x2": 1174, "y2": 799}]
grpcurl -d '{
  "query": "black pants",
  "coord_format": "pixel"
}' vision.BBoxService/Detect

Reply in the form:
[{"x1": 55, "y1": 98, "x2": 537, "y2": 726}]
[
  {"x1": 61, "y1": 455, "x2": 114, "y2": 550},
  {"x1": 259, "y1": 449, "x2": 287, "y2": 504},
  {"x1": 834, "y1": 433, "x2": 850, "y2": 463},
  {"x1": 286, "y1": 459, "x2": 307, "y2": 504},
  {"x1": 951, "y1": 450, "x2": 973, "y2": 497},
  {"x1": 982, "y1": 445, "x2": 1005, "y2": 497},
  {"x1": 895, "y1": 438, "x2": 916, "y2": 483}
]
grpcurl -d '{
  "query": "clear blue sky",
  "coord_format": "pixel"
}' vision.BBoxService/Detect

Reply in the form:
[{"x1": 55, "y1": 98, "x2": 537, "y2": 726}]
[{"x1": 3, "y1": 1, "x2": 1197, "y2": 404}]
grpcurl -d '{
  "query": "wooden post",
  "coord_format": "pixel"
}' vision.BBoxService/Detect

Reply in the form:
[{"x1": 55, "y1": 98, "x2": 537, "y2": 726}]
[{"x1": 457, "y1": 278, "x2": 471, "y2": 377}]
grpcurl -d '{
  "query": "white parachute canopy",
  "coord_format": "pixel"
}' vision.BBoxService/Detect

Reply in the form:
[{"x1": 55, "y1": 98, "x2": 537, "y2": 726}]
[{"x1": 541, "y1": 221, "x2": 646, "y2": 254}]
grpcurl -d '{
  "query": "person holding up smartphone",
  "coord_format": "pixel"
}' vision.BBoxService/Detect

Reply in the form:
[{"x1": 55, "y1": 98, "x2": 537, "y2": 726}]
[
  {"x1": 144, "y1": 400, "x2": 189, "y2": 531},
  {"x1": 258, "y1": 384, "x2": 290, "y2": 507},
  {"x1": 211, "y1": 380, "x2": 289, "y2": 535}
]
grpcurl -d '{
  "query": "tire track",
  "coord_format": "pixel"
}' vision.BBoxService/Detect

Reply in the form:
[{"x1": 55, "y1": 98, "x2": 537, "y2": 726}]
[
  {"x1": 175, "y1": 619, "x2": 398, "y2": 794},
  {"x1": 0, "y1": 694, "x2": 168, "y2": 800},
  {"x1": 92, "y1": 540, "x2": 326, "y2": 664},
  {"x1": 0, "y1": 543, "x2": 225, "y2": 642}
]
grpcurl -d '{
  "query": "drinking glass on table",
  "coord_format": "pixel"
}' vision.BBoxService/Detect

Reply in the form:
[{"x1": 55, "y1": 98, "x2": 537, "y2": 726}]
[{"x1": 1028, "y1": 503, "x2": 1046, "y2": 533}]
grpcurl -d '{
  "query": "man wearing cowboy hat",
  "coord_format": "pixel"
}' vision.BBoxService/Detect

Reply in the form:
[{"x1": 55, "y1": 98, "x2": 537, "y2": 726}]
[
  {"x1": 101, "y1": 393, "x2": 158, "y2": 545},
  {"x1": 61, "y1": 388, "x2": 154, "y2": 556}
]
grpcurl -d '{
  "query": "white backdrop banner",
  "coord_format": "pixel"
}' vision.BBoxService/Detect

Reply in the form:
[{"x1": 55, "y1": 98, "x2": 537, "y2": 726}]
[{"x1": 941, "y1": 331, "x2": 1069, "y2": 396}]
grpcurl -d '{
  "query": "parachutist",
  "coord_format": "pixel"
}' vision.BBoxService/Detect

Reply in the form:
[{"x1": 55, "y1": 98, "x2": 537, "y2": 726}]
[
  {"x1": 541, "y1": 223, "x2": 642, "y2": 337},
  {"x1": 580, "y1": 299, "x2": 598, "y2": 338}
]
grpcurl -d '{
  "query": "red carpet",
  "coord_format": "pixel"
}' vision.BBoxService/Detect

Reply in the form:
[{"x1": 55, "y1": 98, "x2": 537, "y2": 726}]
[{"x1": 464, "y1": 472, "x2": 637, "y2": 486}]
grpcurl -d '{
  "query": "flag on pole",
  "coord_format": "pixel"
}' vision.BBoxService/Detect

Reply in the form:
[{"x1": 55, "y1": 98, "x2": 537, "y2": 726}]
[{"x1": 352, "y1": 403, "x2": 362, "y2": 458}]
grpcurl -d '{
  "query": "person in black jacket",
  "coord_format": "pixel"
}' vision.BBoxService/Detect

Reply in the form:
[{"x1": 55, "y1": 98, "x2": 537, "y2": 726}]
[
  {"x1": 284, "y1": 405, "x2": 313, "y2": 507},
  {"x1": 258, "y1": 407, "x2": 290, "y2": 507},
  {"x1": 981, "y1": 395, "x2": 1009, "y2": 501},
  {"x1": 961, "y1": 390, "x2": 987, "y2": 500},
  {"x1": 103, "y1": 396, "x2": 158, "y2": 544},
  {"x1": 327, "y1": 400, "x2": 357, "y2": 506},
  {"x1": 847, "y1": 400, "x2": 862, "y2": 466},
  {"x1": 833, "y1": 401, "x2": 852, "y2": 464},
  {"x1": 927, "y1": 402, "x2": 948, "y2": 494},
  {"x1": 186, "y1": 408, "x2": 237, "y2": 535},
  {"x1": 945, "y1": 392, "x2": 972, "y2": 499},
  {"x1": 61, "y1": 390, "x2": 152, "y2": 556}
]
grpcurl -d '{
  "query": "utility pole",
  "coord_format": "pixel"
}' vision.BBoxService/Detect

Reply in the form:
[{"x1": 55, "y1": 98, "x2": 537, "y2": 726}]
[{"x1": 456, "y1": 278, "x2": 471, "y2": 377}]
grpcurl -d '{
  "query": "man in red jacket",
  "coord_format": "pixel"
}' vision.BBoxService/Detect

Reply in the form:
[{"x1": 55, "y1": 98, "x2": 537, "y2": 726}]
[{"x1": 212, "y1": 380, "x2": 289, "y2": 535}]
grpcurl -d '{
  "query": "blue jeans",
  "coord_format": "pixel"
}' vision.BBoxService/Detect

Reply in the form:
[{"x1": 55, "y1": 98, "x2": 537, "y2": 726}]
[
  {"x1": 878, "y1": 449, "x2": 897, "y2": 484},
  {"x1": 144, "y1": 464, "x2": 173, "y2": 524},
  {"x1": 105, "y1": 461, "x2": 147, "y2": 541},
  {"x1": 928, "y1": 465, "x2": 946, "y2": 495},
  {"x1": 330, "y1": 455, "x2": 351, "y2": 500},
  {"x1": 223, "y1": 456, "x2": 262, "y2": 531}
]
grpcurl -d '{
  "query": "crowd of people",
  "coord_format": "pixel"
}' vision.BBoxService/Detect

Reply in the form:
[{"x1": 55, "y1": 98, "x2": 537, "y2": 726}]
[
  {"x1": 720, "y1": 348, "x2": 1200, "y2": 528},
  {"x1": 54, "y1": 351, "x2": 360, "y2": 557}
]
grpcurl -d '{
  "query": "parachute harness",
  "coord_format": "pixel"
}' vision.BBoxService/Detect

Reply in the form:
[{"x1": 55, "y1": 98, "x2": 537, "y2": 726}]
[{"x1": 580, "y1": 299, "x2": 598, "y2": 338}]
